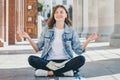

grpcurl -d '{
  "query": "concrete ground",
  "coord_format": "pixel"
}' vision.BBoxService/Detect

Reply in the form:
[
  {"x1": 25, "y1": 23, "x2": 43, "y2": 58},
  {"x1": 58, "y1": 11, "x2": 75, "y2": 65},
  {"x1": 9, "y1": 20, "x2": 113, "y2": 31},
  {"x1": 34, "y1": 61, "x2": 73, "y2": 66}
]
[{"x1": 0, "y1": 39, "x2": 120, "y2": 80}]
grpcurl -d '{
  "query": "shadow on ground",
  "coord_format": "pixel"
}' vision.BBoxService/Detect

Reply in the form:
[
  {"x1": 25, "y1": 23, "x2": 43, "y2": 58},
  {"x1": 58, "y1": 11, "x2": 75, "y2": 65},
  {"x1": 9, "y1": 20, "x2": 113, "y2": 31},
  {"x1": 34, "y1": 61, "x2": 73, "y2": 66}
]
[
  {"x1": 0, "y1": 67, "x2": 35, "y2": 80},
  {"x1": 80, "y1": 58, "x2": 120, "y2": 78}
]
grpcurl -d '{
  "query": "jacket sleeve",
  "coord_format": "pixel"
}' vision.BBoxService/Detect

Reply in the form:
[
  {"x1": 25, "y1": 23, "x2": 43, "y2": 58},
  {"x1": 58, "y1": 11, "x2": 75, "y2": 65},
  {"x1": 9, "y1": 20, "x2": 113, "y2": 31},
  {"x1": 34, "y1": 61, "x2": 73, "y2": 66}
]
[
  {"x1": 71, "y1": 28, "x2": 85, "y2": 55},
  {"x1": 36, "y1": 27, "x2": 47, "y2": 51}
]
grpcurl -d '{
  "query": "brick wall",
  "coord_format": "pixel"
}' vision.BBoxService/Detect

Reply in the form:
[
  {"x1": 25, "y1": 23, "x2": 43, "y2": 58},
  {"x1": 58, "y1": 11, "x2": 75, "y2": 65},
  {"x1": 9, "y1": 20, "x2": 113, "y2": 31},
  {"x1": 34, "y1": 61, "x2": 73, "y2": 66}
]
[
  {"x1": 24, "y1": 0, "x2": 38, "y2": 38},
  {"x1": 0, "y1": 1, "x2": 2, "y2": 39},
  {"x1": 0, "y1": 0, "x2": 3, "y2": 47},
  {"x1": 4, "y1": 0, "x2": 6, "y2": 41},
  {"x1": 8, "y1": 0, "x2": 15, "y2": 45}
]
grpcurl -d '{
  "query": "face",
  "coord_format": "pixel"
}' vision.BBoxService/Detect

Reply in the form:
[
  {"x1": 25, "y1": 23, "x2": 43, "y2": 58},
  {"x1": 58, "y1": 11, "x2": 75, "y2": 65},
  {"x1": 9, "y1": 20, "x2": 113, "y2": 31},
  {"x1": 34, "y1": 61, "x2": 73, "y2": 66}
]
[{"x1": 54, "y1": 7, "x2": 67, "y2": 22}]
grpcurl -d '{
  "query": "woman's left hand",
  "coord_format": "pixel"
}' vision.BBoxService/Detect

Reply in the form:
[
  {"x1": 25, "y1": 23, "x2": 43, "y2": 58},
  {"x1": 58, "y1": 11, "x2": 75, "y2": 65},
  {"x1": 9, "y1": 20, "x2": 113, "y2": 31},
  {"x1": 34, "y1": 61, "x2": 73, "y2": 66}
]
[{"x1": 87, "y1": 33, "x2": 99, "y2": 41}]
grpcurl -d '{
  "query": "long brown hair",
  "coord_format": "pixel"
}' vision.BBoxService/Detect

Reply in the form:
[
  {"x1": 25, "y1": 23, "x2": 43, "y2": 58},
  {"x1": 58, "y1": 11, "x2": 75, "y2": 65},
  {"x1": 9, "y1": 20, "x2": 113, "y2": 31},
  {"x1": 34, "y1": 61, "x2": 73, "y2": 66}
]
[{"x1": 47, "y1": 5, "x2": 72, "y2": 29}]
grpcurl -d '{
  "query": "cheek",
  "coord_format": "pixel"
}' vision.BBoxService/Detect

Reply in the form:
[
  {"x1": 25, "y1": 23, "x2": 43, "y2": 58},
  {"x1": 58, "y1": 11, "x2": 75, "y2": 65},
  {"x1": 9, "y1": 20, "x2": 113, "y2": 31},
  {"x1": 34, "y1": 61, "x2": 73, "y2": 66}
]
[
  {"x1": 54, "y1": 14, "x2": 66, "y2": 20},
  {"x1": 54, "y1": 15, "x2": 57, "y2": 19},
  {"x1": 54, "y1": 15, "x2": 56, "y2": 18},
  {"x1": 65, "y1": 14, "x2": 67, "y2": 18},
  {"x1": 54, "y1": 15, "x2": 62, "y2": 19}
]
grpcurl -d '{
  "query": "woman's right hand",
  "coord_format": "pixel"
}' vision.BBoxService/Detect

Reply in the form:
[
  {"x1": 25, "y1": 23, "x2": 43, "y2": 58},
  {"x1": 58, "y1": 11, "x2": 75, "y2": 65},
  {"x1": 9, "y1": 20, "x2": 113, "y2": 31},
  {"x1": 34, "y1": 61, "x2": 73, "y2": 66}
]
[
  {"x1": 17, "y1": 31, "x2": 39, "y2": 52},
  {"x1": 17, "y1": 31, "x2": 30, "y2": 39}
]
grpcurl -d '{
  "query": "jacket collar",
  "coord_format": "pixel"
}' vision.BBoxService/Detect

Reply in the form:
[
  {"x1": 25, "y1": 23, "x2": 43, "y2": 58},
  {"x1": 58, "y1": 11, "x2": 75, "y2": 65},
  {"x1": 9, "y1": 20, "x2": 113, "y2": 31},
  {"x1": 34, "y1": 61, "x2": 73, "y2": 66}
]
[{"x1": 48, "y1": 23, "x2": 71, "y2": 33}]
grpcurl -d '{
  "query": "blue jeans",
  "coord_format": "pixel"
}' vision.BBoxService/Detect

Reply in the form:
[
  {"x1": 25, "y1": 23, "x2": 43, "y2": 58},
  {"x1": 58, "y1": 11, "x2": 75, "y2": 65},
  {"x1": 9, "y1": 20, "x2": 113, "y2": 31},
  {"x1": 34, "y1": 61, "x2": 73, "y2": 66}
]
[{"x1": 28, "y1": 55, "x2": 85, "y2": 76}]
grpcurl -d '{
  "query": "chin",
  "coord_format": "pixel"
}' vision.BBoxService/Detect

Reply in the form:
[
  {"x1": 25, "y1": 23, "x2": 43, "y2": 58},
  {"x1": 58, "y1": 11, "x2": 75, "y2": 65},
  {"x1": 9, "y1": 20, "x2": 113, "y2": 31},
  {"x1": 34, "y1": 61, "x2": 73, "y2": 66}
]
[{"x1": 55, "y1": 19, "x2": 64, "y2": 22}]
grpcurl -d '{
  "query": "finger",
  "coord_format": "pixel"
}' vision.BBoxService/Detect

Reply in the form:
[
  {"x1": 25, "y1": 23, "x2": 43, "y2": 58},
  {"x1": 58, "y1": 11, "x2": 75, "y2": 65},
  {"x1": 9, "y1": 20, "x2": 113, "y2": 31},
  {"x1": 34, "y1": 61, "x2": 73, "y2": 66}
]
[
  {"x1": 17, "y1": 30, "x2": 21, "y2": 33},
  {"x1": 17, "y1": 31, "x2": 22, "y2": 35},
  {"x1": 97, "y1": 34, "x2": 101, "y2": 38},
  {"x1": 93, "y1": 33, "x2": 96, "y2": 35},
  {"x1": 92, "y1": 33, "x2": 97, "y2": 36}
]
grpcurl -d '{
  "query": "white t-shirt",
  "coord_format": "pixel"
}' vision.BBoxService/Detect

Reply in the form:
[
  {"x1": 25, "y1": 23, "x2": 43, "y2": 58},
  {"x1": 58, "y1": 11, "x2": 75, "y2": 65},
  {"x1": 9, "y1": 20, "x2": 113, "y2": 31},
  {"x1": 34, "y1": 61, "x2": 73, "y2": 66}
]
[{"x1": 47, "y1": 27, "x2": 69, "y2": 60}]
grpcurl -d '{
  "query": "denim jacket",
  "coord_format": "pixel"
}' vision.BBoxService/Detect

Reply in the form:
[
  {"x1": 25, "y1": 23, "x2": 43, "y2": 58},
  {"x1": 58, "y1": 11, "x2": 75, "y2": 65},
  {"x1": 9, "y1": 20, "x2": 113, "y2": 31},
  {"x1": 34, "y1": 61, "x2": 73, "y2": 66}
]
[{"x1": 37, "y1": 23, "x2": 85, "y2": 59}]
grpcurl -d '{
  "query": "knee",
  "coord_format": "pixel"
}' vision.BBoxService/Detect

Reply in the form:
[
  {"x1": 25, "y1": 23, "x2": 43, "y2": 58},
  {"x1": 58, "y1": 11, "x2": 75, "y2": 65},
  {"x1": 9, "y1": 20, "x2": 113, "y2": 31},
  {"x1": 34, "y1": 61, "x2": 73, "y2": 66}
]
[
  {"x1": 77, "y1": 55, "x2": 86, "y2": 65},
  {"x1": 28, "y1": 55, "x2": 36, "y2": 65}
]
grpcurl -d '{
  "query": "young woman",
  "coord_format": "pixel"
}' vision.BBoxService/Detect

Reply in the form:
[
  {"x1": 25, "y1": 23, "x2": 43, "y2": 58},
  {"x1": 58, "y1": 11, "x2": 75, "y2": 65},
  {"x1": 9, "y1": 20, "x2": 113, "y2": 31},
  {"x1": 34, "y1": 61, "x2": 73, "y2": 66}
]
[{"x1": 18, "y1": 5, "x2": 98, "y2": 76}]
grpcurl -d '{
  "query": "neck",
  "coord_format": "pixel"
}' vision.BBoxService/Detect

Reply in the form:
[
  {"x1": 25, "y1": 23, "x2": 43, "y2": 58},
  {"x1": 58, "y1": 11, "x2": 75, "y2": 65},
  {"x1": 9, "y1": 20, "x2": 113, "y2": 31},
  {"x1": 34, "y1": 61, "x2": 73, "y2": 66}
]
[{"x1": 55, "y1": 21, "x2": 64, "y2": 29}]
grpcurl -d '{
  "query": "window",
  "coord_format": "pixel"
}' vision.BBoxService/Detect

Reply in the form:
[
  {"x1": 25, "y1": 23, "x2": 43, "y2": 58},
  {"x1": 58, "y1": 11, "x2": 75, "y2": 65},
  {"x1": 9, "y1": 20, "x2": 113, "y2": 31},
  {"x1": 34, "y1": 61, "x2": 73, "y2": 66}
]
[
  {"x1": 63, "y1": 0, "x2": 67, "y2": 5},
  {"x1": 28, "y1": 16, "x2": 32, "y2": 22},
  {"x1": 52, "y1": 1, "x2": 56, "y2": 6},
  {"x1": 28, "y1": 5, "x2": 32, "y2": 10}
]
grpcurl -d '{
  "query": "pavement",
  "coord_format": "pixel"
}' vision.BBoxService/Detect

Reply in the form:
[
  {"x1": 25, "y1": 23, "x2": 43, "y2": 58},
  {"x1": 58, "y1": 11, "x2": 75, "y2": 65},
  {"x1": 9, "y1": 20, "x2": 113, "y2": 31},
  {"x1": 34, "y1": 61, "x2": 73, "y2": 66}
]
[{"x1": 0, "y1": 39, "x2": 120, "y2": 80}]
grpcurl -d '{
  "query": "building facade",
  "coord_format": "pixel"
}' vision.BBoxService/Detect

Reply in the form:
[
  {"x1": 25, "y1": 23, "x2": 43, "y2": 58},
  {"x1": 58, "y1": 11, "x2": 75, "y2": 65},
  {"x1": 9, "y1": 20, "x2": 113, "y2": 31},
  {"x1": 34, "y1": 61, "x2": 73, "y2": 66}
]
[
  {"x1": 0, "y1": 0, "x2": 120, "y2": 48},
  {"x1": 73, "y1": 0, "x2": 120, "y2": 47},
  {"x1": 0, "y1": 0, "x2": 37, "y2": 46}
]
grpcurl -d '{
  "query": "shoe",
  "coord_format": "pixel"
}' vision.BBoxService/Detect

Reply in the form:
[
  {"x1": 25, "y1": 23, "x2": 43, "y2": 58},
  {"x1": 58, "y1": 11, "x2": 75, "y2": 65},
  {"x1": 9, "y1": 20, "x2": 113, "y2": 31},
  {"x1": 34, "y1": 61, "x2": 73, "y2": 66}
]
[
  {"x1": 63, "y1": 70, "x2": 74, "y2": 76},
  {"x1": 35, "y1": 69, "x2": 48, "y2": 76}
]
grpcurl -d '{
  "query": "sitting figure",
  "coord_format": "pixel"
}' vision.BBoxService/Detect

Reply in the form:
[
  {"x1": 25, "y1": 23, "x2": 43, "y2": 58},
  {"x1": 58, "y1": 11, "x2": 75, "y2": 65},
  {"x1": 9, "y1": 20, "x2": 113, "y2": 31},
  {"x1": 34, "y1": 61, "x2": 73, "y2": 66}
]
[{"x1": 18, "y1": 5, "x2": 99, "y2": 77}]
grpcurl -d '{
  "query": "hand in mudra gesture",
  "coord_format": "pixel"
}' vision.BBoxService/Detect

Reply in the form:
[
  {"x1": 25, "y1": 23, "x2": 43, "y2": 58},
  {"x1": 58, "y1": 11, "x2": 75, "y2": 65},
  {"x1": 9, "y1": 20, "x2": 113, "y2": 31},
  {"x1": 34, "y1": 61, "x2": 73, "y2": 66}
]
[
  {"x1": 87, "y1": 33, "x2": 99, "y2": 41},
  {"x1": 17, "y1": 31, "x2": 30, "y2": 39}
]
